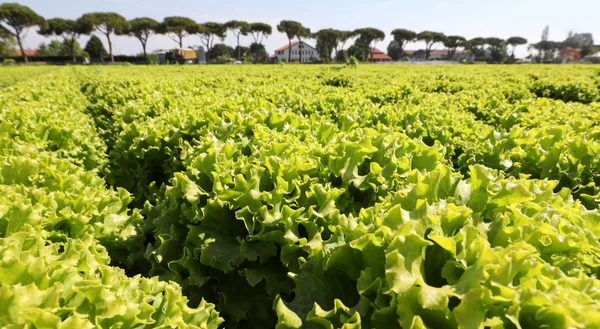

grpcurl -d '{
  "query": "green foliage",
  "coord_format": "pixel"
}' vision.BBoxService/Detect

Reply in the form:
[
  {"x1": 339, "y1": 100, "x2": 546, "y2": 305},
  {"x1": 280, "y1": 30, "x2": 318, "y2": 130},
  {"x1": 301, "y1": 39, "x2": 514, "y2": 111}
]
[
  {"x1": 347, "y1": 44, "x2": 366, "y2": 61},
  {"x1": 127, "y1": 17, "x2": 159, "y2": 36},
  {"x1": 79, "y1": 12, "x2": 128, "y2": 35},
  {"x1": 37, "y1": 39, "x2": 84, "y2": 57},
  {"x1": 530, "y1": 78, "x2": 599, "y2": 103},
  {"x1": 84, "y1": 35, "x2": 107, "y2": 58},
  {"x1": 507, "y1": 36, "x2": 527, "y2": 46},
  {"x1": 249, "y1": 22, "x2": 272, "y2": 37},
  {"x1": 79, "y1": 12, "x2": 128, "y2": 62},
  {"x1": 40, "y1": 17, "x2": 92, "y2": 38},
  {"x1": 277, "y1": 20, "x2": 305, "y2": 62},
  {"x1": 390, "y1": 28, "x2": 417, "y2": 57},
  {"x1": 39, "y1": 18, "x2": 92, "y2": 61},
  {"x1": 387, "y1": 40, "x2": 404, "y2": 61},
  {"x1": 417, "y1": 31, "x2": 447, "y2": 60},
  {"x1": 157, "y1": 16, "x2": 197, "y2": 48},
  {"x1": 1, "y1": 58, "x2": 16, "y2": 66},
  {"x1": 37, "y1": 40, "x2": 63, "y2": 56},
  {"x1": 249, "y1": 22, "x2": 272, "y2": 63},
  {"x1": 0, "y1": 2, "x2": 44, "y2": 62},
  {"x1": 485, "y1": 37, "x2": 506, "y2": 63},
  {"x1": 224, "y1": 20, "x2": 250, "y2": 36},
  {"x1": 277, "y1": 20, "x2": 303, "y2": 40},
  {"x1": 208, "y1": 43, "x2": 234, "y2": 62},
  {"x1": 197, "y1": 22, "x2": 227, "y2": 63},
  {"x1": 127, "y1": 17, "x2": 159, "y2": 60},
  {"x1": 0, "y1": 34, "x2": 16, "y2": 56},
  {"x1": 313, "y1": 29, "x2": 341, "y2": 63},
  {"x1": 353, "y1": 28, "x2": 385, "y2": 60},
  {"x1": 2, "y1": 64, "x2": 600, "y2": 329},
  {"x1": 0, "y1": 70, "x2": 224, "y2": 327},
  {"x1": 534, "y1": 40, "x2": 561, "y2": 62},
  {"x1": 0, "y1": 3, "x2": 44, "y2": 35},
  {"x1": 0, "y1": 230, "x2": 223, "y2": 329},
  {"x1": 225, "y1": 20, "x2": 250, "y2": 61},
  {"x1": 250, "y1": 42, "x2": 268, "y2": 63},
  {"x1": 562, "y1": 32, "x2": 594, "y2": 49},
  {"x1": 443, "y1": 35, "x2": 467, "y2": 59}
]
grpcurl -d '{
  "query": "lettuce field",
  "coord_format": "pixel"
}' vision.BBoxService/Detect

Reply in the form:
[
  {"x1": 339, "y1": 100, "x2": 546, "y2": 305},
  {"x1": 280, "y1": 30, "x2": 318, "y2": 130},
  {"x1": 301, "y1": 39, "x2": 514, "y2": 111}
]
[{"x1": 1, "y1": 64, "x2": 600, "y2": 329}]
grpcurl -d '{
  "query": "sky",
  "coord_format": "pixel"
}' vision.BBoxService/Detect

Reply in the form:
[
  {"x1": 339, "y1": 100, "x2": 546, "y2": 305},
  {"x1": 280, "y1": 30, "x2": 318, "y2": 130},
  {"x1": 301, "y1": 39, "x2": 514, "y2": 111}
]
[{"x1": 11, "y1": 0, "x2": 600, "y2": 58}]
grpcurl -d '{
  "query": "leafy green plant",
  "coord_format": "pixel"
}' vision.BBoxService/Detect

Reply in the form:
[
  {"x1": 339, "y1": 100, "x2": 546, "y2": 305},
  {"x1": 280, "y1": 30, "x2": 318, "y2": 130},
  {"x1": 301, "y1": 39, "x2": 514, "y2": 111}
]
[
  {"x1": 1, "y1": 64, "x2": 600, "y2": 329},
  {"x1": 1, "y1": 58, "x2": 16, "y2": 66}
]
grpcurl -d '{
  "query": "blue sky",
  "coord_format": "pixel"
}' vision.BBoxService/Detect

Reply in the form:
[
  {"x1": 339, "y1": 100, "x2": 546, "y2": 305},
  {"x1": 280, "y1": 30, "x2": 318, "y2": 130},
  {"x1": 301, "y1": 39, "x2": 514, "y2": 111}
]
[{"x1": 14, "y1": 0, "x2": 600, "y2": 57}]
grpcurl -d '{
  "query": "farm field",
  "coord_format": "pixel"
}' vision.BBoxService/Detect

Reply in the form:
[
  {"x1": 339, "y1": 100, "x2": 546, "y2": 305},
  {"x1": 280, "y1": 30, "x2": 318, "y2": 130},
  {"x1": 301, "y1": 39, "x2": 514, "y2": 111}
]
[{"x1": 1, "y1": 64, "x2": 599, "y2": 329}]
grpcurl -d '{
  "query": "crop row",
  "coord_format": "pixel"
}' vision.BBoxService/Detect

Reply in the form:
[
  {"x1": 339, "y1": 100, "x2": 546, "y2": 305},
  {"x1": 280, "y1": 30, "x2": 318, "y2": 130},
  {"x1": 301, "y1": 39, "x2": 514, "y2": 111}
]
[{"x1": 60, "y1": 65, "x2": 600, "y2": 328}]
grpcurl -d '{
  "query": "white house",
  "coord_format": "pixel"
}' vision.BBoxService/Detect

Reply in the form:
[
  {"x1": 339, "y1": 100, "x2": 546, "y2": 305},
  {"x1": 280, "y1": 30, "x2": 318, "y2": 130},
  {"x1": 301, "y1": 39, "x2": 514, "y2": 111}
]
[
  {"x1": 584, "y1": 51, "x2": 600, "y2": 63},
  {"x1": 273, "y1": 41, "x2": 318, "y2": 63}
]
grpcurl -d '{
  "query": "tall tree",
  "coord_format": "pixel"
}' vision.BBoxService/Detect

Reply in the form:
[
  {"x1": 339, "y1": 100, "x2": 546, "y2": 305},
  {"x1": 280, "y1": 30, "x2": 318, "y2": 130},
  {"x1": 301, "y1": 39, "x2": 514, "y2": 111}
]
[
  {"x1": 541, "y1": 25, "x2": 549, "y2": 41},
  {"x1": 277, "y1": 20, "x2": 303, "y2": 62},
  {"x1": 443, "y1": 35, "x2": 466, "y2": 59},
  {"x1": 353, "y1": 28, "x2": 385, "y2": 61},
  {"x1": 468, "y1": 37, "x2": 486, "y2": 60},
  {"x1": 37, "y1": 40, "x2": 63, "y2": 56},
  {"x1": 233, "y1": 45, "x2": 251, "y2": 60},
  {"x1": 79, "y1": 12, "x2": 128, "y2": 63},
  {"x1": 486, "y1": 37, "x2": 506, "y2": 63},
  {"x1": 197, "y1": 22, "x2": 226, "y2": 63},
  {"x1": 534, "y1": 40, "x2": 560, "y2": 62},
  {"x1": 126, "y1": 17, "x2": 159, "y2": 63},
  {"x1": 158, "y1": 16, "x2": 196, "y2": 49},
  {"x1": 249, "y1": 42, "x2": 268, "y2": 63},
  {"x1": 562, "y1": 32, "x2": 593, "y2": 49},
  {"x1": 296, "y1": 26, "x2": 311, "y2": 63},
  {"x1": 390, "y1": 29, "x2": 416, "y2": 57},
  {"x1": 84, "y1": 34, "x2": 107, "y2": 59},
  {"x1": 224, "y1": 20, "x2": 250, "y2": 61},
  {"x1": 249, "y1": 22, "x2": 272, "y2": 63},
  {"x1": 335, "y1": 30, "x2": 355, "y2": 62},
  {"x1": 387, "y1": 40, "x2": 403, "y2": 61},
  {"x1": 313, "y1": 29, "x2": 340, "y2": 63},
  {"x1": 208, "y1": 43, "x2": 234, "y2": 61},
  {"x1": 506, "y1": 36, "x2": 527, "y2": 58},
  {"x1": 39, "y1": 18, "x2": 92, "y2": 63},
  {"x1": 0, "y1": 3, "x2": 44, "y2": 63},
  {"x1": 416, "y1": 31, "x2": 446, "y2": 60}
]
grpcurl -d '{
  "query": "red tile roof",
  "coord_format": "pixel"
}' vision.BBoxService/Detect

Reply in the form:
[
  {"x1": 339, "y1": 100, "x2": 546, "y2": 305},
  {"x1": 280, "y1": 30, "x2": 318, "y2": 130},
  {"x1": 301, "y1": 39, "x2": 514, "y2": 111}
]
[
  {"x1": 368, "y1": 48, "x2": 391, "y2": 61},
  {"x1": 10, "y1": 49, "x2": 38, "y2": 56},
  {"x1": 274, "y1": 41, "x2": 301, "y2": 52},
  {"x1": 559, "y1": 47, "x2": 581, "y2": 60}
]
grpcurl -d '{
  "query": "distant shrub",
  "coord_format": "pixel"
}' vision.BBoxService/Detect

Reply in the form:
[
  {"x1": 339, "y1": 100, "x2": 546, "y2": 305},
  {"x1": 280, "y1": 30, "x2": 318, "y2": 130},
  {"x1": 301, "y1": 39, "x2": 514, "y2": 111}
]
[{"x1": 1, "y1": 59, "x2": 16, "y2": 66}]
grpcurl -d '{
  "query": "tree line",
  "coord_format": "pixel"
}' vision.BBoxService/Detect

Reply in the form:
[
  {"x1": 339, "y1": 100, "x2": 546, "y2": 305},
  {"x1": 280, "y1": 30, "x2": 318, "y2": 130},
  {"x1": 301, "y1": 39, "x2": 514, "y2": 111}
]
[
  {"x1": 0, "y1": 2, "x2": 596, "y2": 64},
  {"x1": 0, "y1": 3, "x2": 274, "y2": 63}
]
